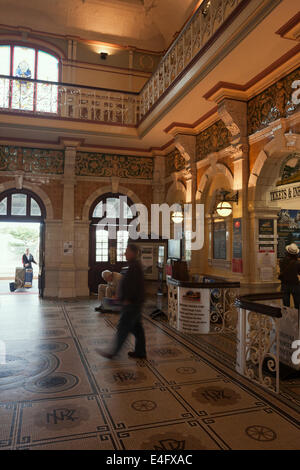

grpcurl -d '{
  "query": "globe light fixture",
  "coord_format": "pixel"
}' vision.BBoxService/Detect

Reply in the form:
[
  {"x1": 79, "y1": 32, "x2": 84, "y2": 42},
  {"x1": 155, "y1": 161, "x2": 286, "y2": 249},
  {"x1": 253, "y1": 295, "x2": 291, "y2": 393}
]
[
  {"x1": 172, "y1": 209, "x2": 184, "y2": 224},
  {"x1": 216, "y1": 201, "x2": 232, "y2": 218}
]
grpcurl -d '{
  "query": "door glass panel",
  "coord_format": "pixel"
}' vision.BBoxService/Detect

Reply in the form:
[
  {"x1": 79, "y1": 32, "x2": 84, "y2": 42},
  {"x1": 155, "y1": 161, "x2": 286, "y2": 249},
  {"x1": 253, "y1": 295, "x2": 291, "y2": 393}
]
[
  {"x1": 0, "y1": 46, "x2": 10, "y2": 108},
  {"x1": 117, "y1": 230, "x2": 129, "y2": 262},
  {"x1": 12, "y1": 46, "x2": 35, "y2": 110},
  {"x1": 0, "y1": 197, "x2": 7, "y2": 215},
  {"x1": 96, "y1": 228, "x2": 109, "y2": 262},
  {"x1": 11, "y1": 193, "x2": 27, "y2": 216},
  {"x1": 30, "y1": 198, "x2": 41, "y2": 216}
]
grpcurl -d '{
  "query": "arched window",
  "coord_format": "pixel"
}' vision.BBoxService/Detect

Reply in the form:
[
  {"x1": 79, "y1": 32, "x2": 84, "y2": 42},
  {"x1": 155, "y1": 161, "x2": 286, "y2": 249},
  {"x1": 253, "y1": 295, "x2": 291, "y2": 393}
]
[
  {"x1": 0, "y1": 44, "x2": 59, "y2": 113},
  {"x1": 0, "y1": 189, "x2": 45, "y2": 221}
]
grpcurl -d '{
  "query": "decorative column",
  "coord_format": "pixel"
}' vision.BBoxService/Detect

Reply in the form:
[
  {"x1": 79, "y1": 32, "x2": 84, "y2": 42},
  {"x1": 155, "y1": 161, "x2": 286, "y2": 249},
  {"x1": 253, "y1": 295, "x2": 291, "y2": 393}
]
[
  {"x1": 174, "y1": 135, "x2": 198, "y2": 271},
  {"x1": 218, "y1": 99, "x2": 250, "y2": 281},
  {"x1": 58, "y1": 140, "x2": 79, "y2": 298}
]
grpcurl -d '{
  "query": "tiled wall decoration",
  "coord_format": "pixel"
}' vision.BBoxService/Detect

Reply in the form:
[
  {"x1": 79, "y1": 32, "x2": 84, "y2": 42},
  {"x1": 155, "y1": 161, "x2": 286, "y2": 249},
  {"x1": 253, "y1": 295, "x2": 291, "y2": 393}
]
[
  {"x1": 76, "y1": 152, "x2": 154, "y2": 179},
  {"x1": 196, "y1": 120, "x2": 231, "y2": 160},
  {"x1": 248, "y1": 66, "x2": 300, "y2": 135},
  {"x1": 0, "y1": 146, "x2": 65, "y2": 174}
]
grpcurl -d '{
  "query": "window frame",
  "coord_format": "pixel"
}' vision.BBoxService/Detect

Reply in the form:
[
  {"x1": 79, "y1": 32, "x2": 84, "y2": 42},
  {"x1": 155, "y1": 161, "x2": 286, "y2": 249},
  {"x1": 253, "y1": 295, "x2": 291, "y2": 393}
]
[
  {"x1": 89, "y1": 193, "x2": 137, "y2": 266},
  {"x1": 0, "y1": 42, "x2": 61, "y2": 113},
  {"x1": 0, "y1": 189, "x2": 46, "y2": 222}
]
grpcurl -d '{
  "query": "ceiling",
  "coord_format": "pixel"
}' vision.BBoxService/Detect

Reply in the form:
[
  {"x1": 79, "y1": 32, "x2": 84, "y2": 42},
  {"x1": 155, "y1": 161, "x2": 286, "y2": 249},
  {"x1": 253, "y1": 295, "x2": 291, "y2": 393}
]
[{"x1": 0, "y1": 0, "x2": 199, "y2": 51}]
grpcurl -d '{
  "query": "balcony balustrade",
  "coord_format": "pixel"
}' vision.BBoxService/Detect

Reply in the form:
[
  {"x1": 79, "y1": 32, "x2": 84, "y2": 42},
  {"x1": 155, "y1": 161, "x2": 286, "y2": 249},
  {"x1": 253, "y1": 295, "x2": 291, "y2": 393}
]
[{"x1": 0, "y1": 0, "x2": 245, "y2": 127}]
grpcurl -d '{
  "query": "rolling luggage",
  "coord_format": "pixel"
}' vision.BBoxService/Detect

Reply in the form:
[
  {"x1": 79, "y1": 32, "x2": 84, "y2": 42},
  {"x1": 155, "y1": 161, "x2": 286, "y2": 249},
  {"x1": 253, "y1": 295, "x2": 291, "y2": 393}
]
[{"x1": 24, "y1": 268, "x2": 33, "y2": 288}]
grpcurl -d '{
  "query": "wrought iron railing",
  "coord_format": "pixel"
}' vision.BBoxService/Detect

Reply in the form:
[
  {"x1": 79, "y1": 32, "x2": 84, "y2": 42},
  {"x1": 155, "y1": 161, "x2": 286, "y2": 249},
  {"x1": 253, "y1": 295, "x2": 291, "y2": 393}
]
[
  {"x1": 235, "y1": 293, "x2": 283, "y2": 394},
  {"x1": 0, "y1": 75, "x2": 140, "y2": 126},
  {"x1": 139, "y1": 0, "x2": 244, "y2": 120},
  {"x1": 0, "y1": 0, "x2": 246, "y2": 126},
  {"x1": 167, "y1": 278, "x2": 240, "y2": 335}
]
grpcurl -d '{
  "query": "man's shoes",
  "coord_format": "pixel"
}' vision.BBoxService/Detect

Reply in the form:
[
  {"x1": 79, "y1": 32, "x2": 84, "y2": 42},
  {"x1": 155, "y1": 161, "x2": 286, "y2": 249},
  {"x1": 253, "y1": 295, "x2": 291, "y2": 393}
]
[
  {"x1": 95, "y1": 306, "x2": 107, "y2": 313},
  {"x1": 128, "y1": 351, "x2": 147, "y2": 359},
  {"x1": 95, "y1": 348, "x2": 114, "y2": 359}
]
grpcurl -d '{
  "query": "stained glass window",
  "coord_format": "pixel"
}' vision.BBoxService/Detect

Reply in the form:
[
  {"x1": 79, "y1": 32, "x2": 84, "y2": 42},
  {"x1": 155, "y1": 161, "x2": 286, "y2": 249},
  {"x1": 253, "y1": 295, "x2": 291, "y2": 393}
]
[
  {"x1": 0, "y1": 44, "x2": 59, "y2": 113},
  {"x1": 36, "y1": 51, "x2": 59, "y2": 113},
  {"x1": 12, "y1": 46, "x2": 35, "y2": 111},
  {"x1": 0, "y1": 46, "x2": 10, "y2": 108}
]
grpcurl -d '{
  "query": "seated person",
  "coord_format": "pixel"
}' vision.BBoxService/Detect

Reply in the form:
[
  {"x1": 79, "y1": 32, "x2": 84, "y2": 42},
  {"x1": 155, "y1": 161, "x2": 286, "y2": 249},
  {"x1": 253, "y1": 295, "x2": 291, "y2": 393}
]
[{"x1": 95, "y1": 270, "x2": 122, "y2": 313}]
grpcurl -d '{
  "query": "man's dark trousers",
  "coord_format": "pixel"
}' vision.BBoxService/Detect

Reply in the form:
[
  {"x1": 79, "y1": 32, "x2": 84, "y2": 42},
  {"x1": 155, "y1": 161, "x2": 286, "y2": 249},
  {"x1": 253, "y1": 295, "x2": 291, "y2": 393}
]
[{"x1": 112, "y1": 304, "x2": 146, "y2": 357}]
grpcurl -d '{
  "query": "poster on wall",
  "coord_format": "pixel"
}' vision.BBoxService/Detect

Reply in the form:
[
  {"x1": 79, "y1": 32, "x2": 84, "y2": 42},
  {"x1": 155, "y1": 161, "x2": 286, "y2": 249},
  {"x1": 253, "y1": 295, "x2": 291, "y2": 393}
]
[
  {"x1": 140, "y1": 246, "x2": 154, "y2": 278},
  {"x1": 259, "y1": 219, "x2": 274, "y2": 236},
  {"x1": 213, "y1": 221, "x2": 226, "y2": 260},
  {"x1": 63, "y1": 241, "x2": 73, "y2": 255},
  {"x1": 232, "y1": 218, "x2": 243, "y2": 273},
  {"x1": 178, "y1": 287, "x2": 210, "y2": 334},
  {"x1": 277, "y1": 210, "x2": 300, "y2": 258}
]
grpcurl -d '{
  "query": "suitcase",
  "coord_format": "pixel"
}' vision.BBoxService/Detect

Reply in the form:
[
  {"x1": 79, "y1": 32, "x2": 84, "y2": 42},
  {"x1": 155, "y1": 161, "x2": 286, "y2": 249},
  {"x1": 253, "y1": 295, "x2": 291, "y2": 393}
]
[
  {"x1": 24, "y1": 269, "x2": 33, "y2": 288},
  {"x1": 9, "y1": 282, "x2": 16, "y2": 292}
]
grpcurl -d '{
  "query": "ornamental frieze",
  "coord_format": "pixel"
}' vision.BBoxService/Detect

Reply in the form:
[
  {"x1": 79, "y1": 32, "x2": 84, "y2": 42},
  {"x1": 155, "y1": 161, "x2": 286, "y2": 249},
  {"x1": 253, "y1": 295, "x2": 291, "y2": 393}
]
[
  {"x1": 248, "y1": 67, "x2": 300, "y2": 135},
  {"x1": 196, "y1": 120, "x2": 231, "y2": 160},
  {"x1": 166, "y1": 149, "x2": 186, "y2": 176},
  {"x1": 0, "y1": 146, "x2": 64, "y2": 174},
  {"x1": 75, "y1": 152, "x2": 154, "y2": 179}
]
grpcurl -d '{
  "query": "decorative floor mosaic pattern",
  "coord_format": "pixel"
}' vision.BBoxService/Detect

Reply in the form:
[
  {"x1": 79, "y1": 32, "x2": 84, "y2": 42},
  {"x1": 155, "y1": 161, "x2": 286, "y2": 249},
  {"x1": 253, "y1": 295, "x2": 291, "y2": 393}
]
[{"x1": 0, "y1": 294, "x2": 299, "y2": 450}]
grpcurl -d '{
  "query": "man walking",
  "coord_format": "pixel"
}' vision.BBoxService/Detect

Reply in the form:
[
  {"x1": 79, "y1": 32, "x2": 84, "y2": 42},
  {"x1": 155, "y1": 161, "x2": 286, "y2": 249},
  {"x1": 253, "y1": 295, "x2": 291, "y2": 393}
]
[{"x1": 96, "y1": 244, "x2": 146, "y2": 359}]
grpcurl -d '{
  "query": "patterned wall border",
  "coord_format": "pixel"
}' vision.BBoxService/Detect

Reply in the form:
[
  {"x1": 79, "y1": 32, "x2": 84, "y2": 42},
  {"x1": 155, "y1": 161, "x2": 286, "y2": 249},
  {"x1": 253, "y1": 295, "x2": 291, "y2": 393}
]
[
  {"x1": 0, "y1": 145, "x2": 65, "y2": 175},
  {"x1": 75, "y1": 152, "x2": 154, "y2": 179}
]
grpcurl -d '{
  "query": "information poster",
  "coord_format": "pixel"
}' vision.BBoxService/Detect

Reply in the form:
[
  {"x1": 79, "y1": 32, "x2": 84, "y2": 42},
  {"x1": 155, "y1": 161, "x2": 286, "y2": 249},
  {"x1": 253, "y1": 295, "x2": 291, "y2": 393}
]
[
  {"x1": 140, "y1": 246, "x2": 154, "y2": 279},
  {"x1": 277, "y1": 210, "x2": 300, "y2": 258},
  {"x1": 213, "y1": 221, "x2": 226, "y2": 260},
  {"x1": 259, "y1": 219, "x2": 274, "y2": 236},
  {"x1": 232, "y1": 218, "x2": 243, "y2": 273},
  {"x1": 178, "y1": 287, "x2": 210, "y2": 334},
  {"x1": 63, "y1": 241, "x2": 73, "y2": 255}
]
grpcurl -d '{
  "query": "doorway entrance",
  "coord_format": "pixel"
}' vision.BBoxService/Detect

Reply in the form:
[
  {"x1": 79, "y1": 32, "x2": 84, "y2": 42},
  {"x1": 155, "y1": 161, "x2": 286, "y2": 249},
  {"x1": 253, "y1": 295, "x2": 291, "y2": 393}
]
[
  {"x1": 88, "y1": 193, "x2": 136, "y2": 293},
  {"x1": 0, "y1": 189, "x2": 46, "y2": 296}
]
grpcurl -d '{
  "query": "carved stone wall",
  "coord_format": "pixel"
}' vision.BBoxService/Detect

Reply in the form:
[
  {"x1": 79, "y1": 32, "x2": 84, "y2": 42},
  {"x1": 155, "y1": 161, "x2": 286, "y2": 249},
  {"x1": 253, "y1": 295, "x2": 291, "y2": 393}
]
[
  {"x1": 75, "y1": 152, "x2": 154, "y2": 179},
  {"x1": 166, "y1": 148, "x2": 185, "y2": 176},
  {"x1": 196, "y1": 120, "x2": 231, "y2": 160},
  {"x1": 0, "y1": 146, "x2": 65, "y2": 174},
  {"x1": 248, "y1": 66, "x2": 300, "y2": 135}
]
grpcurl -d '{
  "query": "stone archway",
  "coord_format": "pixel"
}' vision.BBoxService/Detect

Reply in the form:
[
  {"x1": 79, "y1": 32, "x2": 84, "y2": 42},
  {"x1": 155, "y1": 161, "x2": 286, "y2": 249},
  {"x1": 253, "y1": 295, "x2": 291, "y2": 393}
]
[{"x1": 0, "y1": 180, "x2": 54, "y2": 219}]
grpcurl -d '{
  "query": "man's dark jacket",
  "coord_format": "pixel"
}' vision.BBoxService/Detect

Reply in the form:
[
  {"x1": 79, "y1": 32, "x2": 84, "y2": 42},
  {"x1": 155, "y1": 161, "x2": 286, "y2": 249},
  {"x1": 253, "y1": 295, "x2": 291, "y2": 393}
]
[
  {"x1": 279, "y1": 255, "x2": 300, "y2": 285},
  {"x1": 118, "y1": 260, "x2": 145, "y2": 305}
]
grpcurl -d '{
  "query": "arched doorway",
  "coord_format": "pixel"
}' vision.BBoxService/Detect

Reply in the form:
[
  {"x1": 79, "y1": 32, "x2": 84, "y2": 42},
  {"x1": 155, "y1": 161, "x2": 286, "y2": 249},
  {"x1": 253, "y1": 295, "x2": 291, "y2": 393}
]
[
  {"x1": 88, "y1": 193, "x2": 136, "y2": 293},
  {"x1": 0, "y1": 188, "x2": 46, "y2": 296}
]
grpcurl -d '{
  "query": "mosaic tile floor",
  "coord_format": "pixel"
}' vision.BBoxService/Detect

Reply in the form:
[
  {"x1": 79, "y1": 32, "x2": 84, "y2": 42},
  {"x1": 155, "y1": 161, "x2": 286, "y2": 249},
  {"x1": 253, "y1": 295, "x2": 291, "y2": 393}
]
[{"x1": 0, "y1": 294, "x2": 299, "y2": 450}]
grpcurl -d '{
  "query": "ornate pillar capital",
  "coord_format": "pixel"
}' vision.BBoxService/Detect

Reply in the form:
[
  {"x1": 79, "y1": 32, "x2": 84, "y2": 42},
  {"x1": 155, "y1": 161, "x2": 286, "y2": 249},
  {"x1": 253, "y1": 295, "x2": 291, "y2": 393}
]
[{"x1": 218, "y1": 99, "x2": 247, "y2": 144}]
